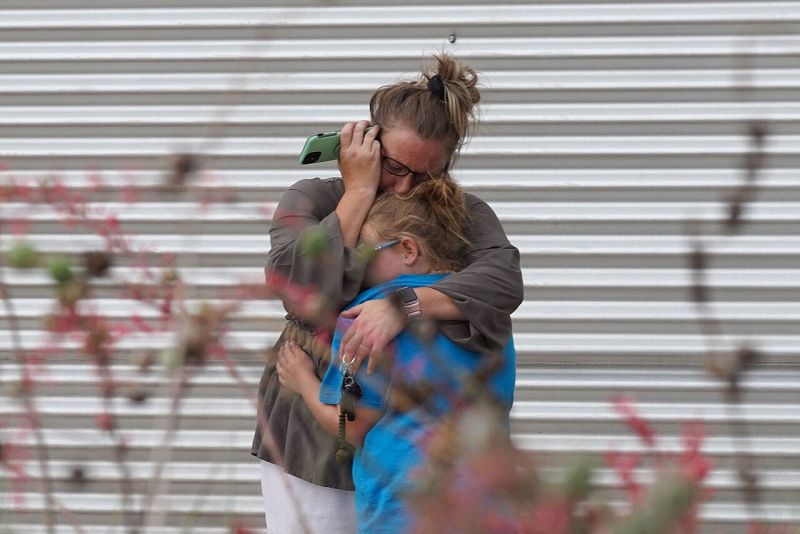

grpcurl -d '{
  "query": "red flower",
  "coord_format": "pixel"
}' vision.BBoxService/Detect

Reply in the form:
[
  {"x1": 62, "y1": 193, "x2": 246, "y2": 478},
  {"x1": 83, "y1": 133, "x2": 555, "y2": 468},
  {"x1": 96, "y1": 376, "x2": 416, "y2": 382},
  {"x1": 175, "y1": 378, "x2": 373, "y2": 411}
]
[
  {"x1": 230, "y1": 521, "x2": 255, "y2": 534},
  {"x1": 95, "y1": 412, "x2": 115, "y2": 432},
  {"x1": 524, "y1": 498, "x2": 570, "y2": 534},
  {"x1": 606, "y1": 450, "x2": 643, "y2": 502},
  {"x1": 131, "y1": 314, "x2": 154, "y2": 334},
  {"x1": 680, "y1": 420, "x2": 713, "y2": 483},
  {"x1": 612, "y1": 395, "x2": 656, "y2": 448}
]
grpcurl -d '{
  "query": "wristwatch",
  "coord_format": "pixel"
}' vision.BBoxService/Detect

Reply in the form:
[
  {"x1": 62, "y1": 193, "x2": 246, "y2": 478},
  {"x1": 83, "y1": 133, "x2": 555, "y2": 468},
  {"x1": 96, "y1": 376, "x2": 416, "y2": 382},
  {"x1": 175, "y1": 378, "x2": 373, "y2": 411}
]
[{"x1": 393, "y1": 287, "x2": 422, "y2": 319}]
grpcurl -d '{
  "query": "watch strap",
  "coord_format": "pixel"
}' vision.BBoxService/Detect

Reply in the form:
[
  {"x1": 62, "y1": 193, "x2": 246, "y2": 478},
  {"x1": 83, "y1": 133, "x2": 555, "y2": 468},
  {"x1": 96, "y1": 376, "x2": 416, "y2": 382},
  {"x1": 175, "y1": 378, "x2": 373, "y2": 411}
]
[{"x1": 393, "y1": 287, "x2": 422, "y2": 319}]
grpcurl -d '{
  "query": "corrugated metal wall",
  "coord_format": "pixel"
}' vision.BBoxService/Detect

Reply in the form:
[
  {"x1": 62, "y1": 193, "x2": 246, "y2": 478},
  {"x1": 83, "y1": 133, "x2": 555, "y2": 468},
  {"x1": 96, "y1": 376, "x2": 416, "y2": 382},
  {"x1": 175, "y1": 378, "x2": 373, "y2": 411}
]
[{"x1": 1, "y1": 2, "x2": 799, "y2": 532}]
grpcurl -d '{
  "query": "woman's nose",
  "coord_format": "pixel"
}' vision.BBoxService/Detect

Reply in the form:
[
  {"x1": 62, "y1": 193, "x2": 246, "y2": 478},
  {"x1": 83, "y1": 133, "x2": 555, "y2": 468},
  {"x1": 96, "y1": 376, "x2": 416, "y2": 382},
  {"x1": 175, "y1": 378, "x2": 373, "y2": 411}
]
[{"x1": 391, "y1": 175, "x2": 413, "y2": 194}]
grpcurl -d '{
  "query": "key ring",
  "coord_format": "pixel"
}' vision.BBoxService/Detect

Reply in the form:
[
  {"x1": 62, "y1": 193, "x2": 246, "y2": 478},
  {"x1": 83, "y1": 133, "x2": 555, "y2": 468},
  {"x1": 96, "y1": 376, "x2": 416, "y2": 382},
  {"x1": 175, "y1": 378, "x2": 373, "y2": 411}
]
[{"x1": 340, "y1": 352, "x2": 356, "y2": 374}]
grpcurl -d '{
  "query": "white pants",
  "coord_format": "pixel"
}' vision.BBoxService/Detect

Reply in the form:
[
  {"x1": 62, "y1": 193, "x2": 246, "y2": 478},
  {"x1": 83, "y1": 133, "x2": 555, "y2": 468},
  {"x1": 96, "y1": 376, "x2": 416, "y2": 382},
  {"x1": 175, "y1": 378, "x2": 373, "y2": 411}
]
[{"x1": 260, "y1": 460, "x2": 356, "y2": 534}]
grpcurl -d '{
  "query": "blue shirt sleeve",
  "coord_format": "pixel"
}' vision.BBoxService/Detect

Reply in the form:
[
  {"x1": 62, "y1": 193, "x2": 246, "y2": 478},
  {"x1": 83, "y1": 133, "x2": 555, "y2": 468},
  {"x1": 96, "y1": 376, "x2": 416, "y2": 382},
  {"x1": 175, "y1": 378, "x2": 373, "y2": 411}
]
[
  {"x1": 319, "y1": 358, "x2": 387, "y2": 411},
  {"x1": 319, "y1": 319, "x2": 347, "y2": 405},
  {"x1": 319, "y1": 356, "x2": 343, "y2": 405}
]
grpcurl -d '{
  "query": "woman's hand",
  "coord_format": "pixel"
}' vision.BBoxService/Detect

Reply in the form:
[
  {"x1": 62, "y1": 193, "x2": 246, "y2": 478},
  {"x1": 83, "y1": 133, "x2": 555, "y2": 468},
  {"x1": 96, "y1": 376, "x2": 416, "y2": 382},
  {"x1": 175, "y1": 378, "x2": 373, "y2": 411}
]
[
  {"x1": 276, "y1": 341, "x2": 319, "y2": 395},
  {"x1": 340, "y1": 298, "x2": 407, "y2": 374},
  {"x1": 338, "y1": 120, "x2": 381, "y2": 195}
]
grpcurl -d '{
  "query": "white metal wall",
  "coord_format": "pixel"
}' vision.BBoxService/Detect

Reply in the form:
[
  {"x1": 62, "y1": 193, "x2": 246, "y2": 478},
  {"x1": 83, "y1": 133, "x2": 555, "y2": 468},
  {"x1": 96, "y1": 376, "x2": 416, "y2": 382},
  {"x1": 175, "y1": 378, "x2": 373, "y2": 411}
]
[{"x1": 1, "y1": 2, "x2": 799, "y2": 532}]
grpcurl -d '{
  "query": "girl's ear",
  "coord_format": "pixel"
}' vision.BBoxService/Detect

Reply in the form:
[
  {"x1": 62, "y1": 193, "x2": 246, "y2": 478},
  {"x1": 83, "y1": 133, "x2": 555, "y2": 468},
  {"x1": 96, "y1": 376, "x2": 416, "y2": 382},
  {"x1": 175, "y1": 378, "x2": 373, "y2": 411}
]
[{"x1": 398, "y1": 237, "x2": 420, "y2": 266}]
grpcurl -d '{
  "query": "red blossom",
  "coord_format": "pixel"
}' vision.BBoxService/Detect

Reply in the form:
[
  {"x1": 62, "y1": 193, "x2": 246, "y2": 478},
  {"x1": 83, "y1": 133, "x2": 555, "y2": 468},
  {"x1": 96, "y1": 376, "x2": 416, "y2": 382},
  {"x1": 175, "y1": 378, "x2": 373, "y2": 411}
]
[
  {"x1": 606, "y1": 450, "x2": 643, "y2": 503},
  {"x1": 12, "y1": 180, "x2": 33, "y2": 202},
  {"x1": 104, "y1": 214, "x2": 120, "y2": 231},
  {"x1": 87, "y1": 170, "x2": 104, "y2": 191},
  {"x1": 46, "y1": 308, "x2": 84, "y2": 335},
  {"x1": 111, "y1": 321, "x2": 131, "y2": 338},
  {"x1": 679, "y1": 420, "x2": 713, "y2": 483},
  {"x1": 120, "y1": 184, "x2": 139, "y2": 203},
  {"x1": 95, "y1": 413, "x2": 115, "y2": 432},
  {"x1": 612, "y1": 395, "x2": 656, "y2": 448},
  {"x1": 160, "y1": 295, "x2": 173, "y2": 319},
  {"x1": 131, "y1": 314, "x2": 154, "y2": 334},
  {"x1": 9, "y1": 218, "x2": 30, "y2": 236},
  {"x1": 209, "y1": 343, "x2": 228, "y2": 361},
  {"x1": 524, "y1": 498, "x2": 570, "y2": 534},
  {"x1": 160, "y1": 253, "x2": 176, "y2": 269},
  {"x1": 230, "y1": 521, "x2": 256, "y2": 534},
  {"x1": 265, "y1": 270, "x2": 333, "y2": 326}
]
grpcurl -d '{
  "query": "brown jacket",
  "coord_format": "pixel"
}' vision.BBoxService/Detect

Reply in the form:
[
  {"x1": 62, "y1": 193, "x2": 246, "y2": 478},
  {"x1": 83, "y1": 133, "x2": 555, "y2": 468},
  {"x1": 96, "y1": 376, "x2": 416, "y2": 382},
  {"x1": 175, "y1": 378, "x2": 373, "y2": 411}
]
[{"x1": 251, "y1": 177, "x2": 523, "y2": 489}]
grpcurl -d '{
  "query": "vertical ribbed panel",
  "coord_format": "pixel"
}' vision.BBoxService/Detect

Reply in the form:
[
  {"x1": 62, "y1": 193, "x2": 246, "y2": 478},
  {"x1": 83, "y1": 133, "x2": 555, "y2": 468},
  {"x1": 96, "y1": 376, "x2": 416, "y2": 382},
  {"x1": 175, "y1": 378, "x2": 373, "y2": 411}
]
[{"x1": 1, "y1": 3, "x2": 799, "y2": 532}]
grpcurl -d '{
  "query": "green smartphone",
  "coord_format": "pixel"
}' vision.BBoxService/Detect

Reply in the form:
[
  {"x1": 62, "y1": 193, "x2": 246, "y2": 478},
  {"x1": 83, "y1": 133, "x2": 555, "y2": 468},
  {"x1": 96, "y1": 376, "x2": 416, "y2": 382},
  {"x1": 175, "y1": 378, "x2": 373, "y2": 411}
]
[
  {"x1": 298, "y1": 131, "x2": 342, "y2": 165},
  {"x1": 298, "y1": 127, "x2": 375, "y2": 165}
]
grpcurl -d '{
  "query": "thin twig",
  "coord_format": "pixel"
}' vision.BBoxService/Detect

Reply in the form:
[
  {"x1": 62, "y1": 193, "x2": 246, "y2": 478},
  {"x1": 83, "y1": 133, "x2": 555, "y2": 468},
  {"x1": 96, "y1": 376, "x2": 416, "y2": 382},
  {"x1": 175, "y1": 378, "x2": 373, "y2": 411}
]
[
  {"x1": 0, "y1": 227, "x2": 56, "y2": 534},
  {"x1": 219, "y1": 350, "x2": 314, "y2": 534},
  {"x1": 141, "y1": 365, "x2": 191, "y2": 529}
]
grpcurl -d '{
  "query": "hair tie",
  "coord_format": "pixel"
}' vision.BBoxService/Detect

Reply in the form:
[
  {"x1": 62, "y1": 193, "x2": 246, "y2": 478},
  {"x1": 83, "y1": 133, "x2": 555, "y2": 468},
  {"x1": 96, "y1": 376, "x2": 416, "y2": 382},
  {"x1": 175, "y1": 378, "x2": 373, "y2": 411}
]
[{"x1": 427, "y1": 74, "x2": 447, "y2": 102}]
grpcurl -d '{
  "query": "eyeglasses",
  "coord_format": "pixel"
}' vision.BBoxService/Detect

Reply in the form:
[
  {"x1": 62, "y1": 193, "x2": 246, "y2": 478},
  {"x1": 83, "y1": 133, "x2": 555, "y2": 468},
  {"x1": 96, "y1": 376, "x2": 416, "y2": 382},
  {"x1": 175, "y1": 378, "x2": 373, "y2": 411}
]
[
  {"x1": 381, "y1": 152, "x2": 432, "y2": 185},
  {"x1": 373, "y1": 238, "x2": 401, "y2": 252}
]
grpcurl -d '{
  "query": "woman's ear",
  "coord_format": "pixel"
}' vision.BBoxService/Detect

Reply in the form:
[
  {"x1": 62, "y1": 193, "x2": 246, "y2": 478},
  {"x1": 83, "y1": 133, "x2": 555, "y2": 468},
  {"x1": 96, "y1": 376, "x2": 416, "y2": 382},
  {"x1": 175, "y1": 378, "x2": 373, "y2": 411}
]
[{"x1": 398, "y1": 237, "x2": 420, "y2": 266}]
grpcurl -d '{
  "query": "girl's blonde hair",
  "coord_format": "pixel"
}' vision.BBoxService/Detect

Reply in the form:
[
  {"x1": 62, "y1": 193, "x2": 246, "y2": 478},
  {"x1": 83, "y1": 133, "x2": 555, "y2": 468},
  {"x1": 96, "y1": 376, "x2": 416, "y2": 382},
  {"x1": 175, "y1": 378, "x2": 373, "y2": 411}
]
[
  {"x1": 369, "y1": 53, "x2": 481, "y2": 168},
  {"x1": 366, "y1": 177, "x2": 469, "y2": 272}
]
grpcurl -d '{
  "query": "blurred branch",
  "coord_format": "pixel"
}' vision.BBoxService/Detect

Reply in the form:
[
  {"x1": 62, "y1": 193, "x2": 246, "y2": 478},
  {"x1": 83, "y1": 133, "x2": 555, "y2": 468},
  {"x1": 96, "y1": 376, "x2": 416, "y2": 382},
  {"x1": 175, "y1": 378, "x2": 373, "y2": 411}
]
[
  {"x1": 0, "y1": 226, "x2": 56, "y2": 533},
  {"x1": 688, "y1": 120, "x2": 770, "y2": 527}
]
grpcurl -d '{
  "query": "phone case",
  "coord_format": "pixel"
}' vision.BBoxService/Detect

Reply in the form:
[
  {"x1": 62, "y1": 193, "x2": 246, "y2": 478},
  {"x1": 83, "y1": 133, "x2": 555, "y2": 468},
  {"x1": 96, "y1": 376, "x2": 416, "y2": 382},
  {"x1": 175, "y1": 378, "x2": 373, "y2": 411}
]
[{"x1": 298, "y1": 131, "x2": 341, "y2": 165}]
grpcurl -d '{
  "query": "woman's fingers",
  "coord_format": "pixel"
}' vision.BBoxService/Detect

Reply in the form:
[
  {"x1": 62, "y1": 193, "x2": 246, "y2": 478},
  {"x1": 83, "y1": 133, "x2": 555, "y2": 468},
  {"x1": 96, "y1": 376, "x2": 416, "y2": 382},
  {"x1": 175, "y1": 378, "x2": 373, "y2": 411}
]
[
  {"x1": 341, "y1": 327, "x2": 376, "y2": 374},
  {"x1": 340, "y1": 299, "x2": 406, "y2": 374},
  {"x1": 341, "y1": 332, "x2": 364, "y2": 366},
  {"x1": 340, "y1": 121, "x2": 355, "y2": 149},
  {"x1": 340, "y1": 120, "x2": 372, "y2": 149},
  {"x1": 352, "y1": 341, "x2": 372, "y2": 374},
  {"x1": 338, "y1": 120, "x2": 381, "y2": 193},
  {"x1": 340, "y1": 303, "x2": 363, "y2": 318},
  {"x1": 352, "y1": 120, "x2": 370, "y2": 143},
  {"x1": 366, "y1": 337, "x2": 390, "y2": 375},
  {"x1": 364, "y1": 123, "x2": 380, "y2": 144}
]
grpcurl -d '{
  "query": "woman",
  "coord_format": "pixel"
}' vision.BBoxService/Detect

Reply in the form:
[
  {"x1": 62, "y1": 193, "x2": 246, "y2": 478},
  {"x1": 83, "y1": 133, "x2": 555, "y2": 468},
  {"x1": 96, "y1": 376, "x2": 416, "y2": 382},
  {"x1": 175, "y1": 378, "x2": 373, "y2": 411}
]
[
  {"x1": 276, "y1": 178, "x2": 516, "y2": 534},
  {"x1": 252, "y1": 53, "x2": 523, "y2": 533}
]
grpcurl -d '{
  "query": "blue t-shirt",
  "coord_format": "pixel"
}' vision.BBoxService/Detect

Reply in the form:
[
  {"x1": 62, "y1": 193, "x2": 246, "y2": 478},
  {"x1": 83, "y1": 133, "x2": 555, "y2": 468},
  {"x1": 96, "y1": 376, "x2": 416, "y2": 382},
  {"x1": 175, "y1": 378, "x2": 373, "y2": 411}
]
[{"x1": 320, "y1": 273, "x2": 516, "y2": 534}]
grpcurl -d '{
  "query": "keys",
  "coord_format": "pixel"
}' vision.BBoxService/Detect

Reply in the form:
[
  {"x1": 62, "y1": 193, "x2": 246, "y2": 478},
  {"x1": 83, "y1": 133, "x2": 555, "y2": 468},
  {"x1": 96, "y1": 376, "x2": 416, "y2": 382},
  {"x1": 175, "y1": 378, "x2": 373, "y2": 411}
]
[{"x1": 340, "y1": 358, "x2": 362, "y2": 422}]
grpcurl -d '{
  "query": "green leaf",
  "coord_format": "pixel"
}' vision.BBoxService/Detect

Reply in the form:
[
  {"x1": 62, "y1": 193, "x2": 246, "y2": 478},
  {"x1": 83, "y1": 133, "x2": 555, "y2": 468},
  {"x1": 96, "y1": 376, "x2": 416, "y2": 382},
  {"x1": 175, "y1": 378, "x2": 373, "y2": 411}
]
[
  {"x1": 7, "y1": 241, "x2": 39, "y2": 269},
  {"x1": 46, "y1": 255, "x2": 74, "y2": 285}
]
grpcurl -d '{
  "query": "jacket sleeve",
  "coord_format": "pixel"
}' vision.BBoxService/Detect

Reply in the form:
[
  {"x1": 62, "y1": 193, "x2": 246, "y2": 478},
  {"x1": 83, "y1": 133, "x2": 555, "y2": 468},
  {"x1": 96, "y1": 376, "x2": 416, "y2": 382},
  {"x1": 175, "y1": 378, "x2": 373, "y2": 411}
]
[
  {"x1": 431, "y1": 193, "x2": 523, "y2": 355},
  {"x1": 266, "y1": 178, "x2": 366, "y2": 315}
]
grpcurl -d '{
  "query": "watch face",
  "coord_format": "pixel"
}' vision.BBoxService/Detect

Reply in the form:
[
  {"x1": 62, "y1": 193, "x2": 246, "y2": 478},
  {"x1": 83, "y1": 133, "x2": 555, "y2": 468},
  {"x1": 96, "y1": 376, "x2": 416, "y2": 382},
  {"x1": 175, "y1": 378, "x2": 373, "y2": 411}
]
[{"x1": 396, "y1": 287, "x2": 418, "y2": 304}]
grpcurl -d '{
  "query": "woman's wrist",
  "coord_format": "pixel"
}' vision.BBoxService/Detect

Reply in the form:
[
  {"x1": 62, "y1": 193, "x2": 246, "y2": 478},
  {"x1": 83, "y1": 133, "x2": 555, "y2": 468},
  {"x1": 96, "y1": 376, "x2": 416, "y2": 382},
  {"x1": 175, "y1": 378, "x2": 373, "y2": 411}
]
[
  {"x1": 336, "y1": 188, "x2": 376, "y2": 247},
  {"x1": 341, "y1": 185, "x2": 377, "y2": 200},
  {"x1": 415, "y1": 287, "x2": 464, "y2": 322}
]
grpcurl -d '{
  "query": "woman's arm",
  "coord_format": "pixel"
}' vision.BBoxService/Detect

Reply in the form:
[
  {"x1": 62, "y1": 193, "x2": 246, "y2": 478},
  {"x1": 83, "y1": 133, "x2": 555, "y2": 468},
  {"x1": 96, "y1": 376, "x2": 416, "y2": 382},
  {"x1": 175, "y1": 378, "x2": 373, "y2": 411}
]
[
  {"x1": 267, "y1": 122, "x2": 382, "y2": 314},
  {"x1": 335, "y1": 121, "x2": 382, "y2": 247},
  {"x1": 429, "y1": 193, "x2": 523, "y2": 352},
  {"x1": 276, "y1": 341, "x2": 381, "y2": 447},
  {"x1": 267, "y1": 180, "x2": 365, "y2": 314}
]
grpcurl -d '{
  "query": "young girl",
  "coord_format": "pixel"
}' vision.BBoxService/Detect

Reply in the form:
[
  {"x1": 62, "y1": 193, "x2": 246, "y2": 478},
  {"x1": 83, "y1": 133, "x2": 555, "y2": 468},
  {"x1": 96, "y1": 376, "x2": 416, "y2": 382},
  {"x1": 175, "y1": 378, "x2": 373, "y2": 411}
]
[{"x1": 276, "y1": 178, "x2": 516, "y2": 534}]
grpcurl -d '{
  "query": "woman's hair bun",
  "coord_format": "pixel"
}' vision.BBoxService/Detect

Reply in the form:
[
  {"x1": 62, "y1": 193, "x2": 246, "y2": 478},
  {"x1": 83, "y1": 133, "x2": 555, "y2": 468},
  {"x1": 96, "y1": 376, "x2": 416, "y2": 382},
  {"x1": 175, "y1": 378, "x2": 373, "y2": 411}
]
[{"x1": 369, "y1": 52, "x2": 482, "y2": 166}]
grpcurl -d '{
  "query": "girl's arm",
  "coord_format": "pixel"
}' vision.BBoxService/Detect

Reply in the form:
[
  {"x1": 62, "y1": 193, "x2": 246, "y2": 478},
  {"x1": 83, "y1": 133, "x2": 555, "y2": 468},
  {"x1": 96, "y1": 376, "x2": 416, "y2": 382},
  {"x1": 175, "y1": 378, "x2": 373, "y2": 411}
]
[{"x1": 276, "y1": 340, "x2": 380, "y2": 447}]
